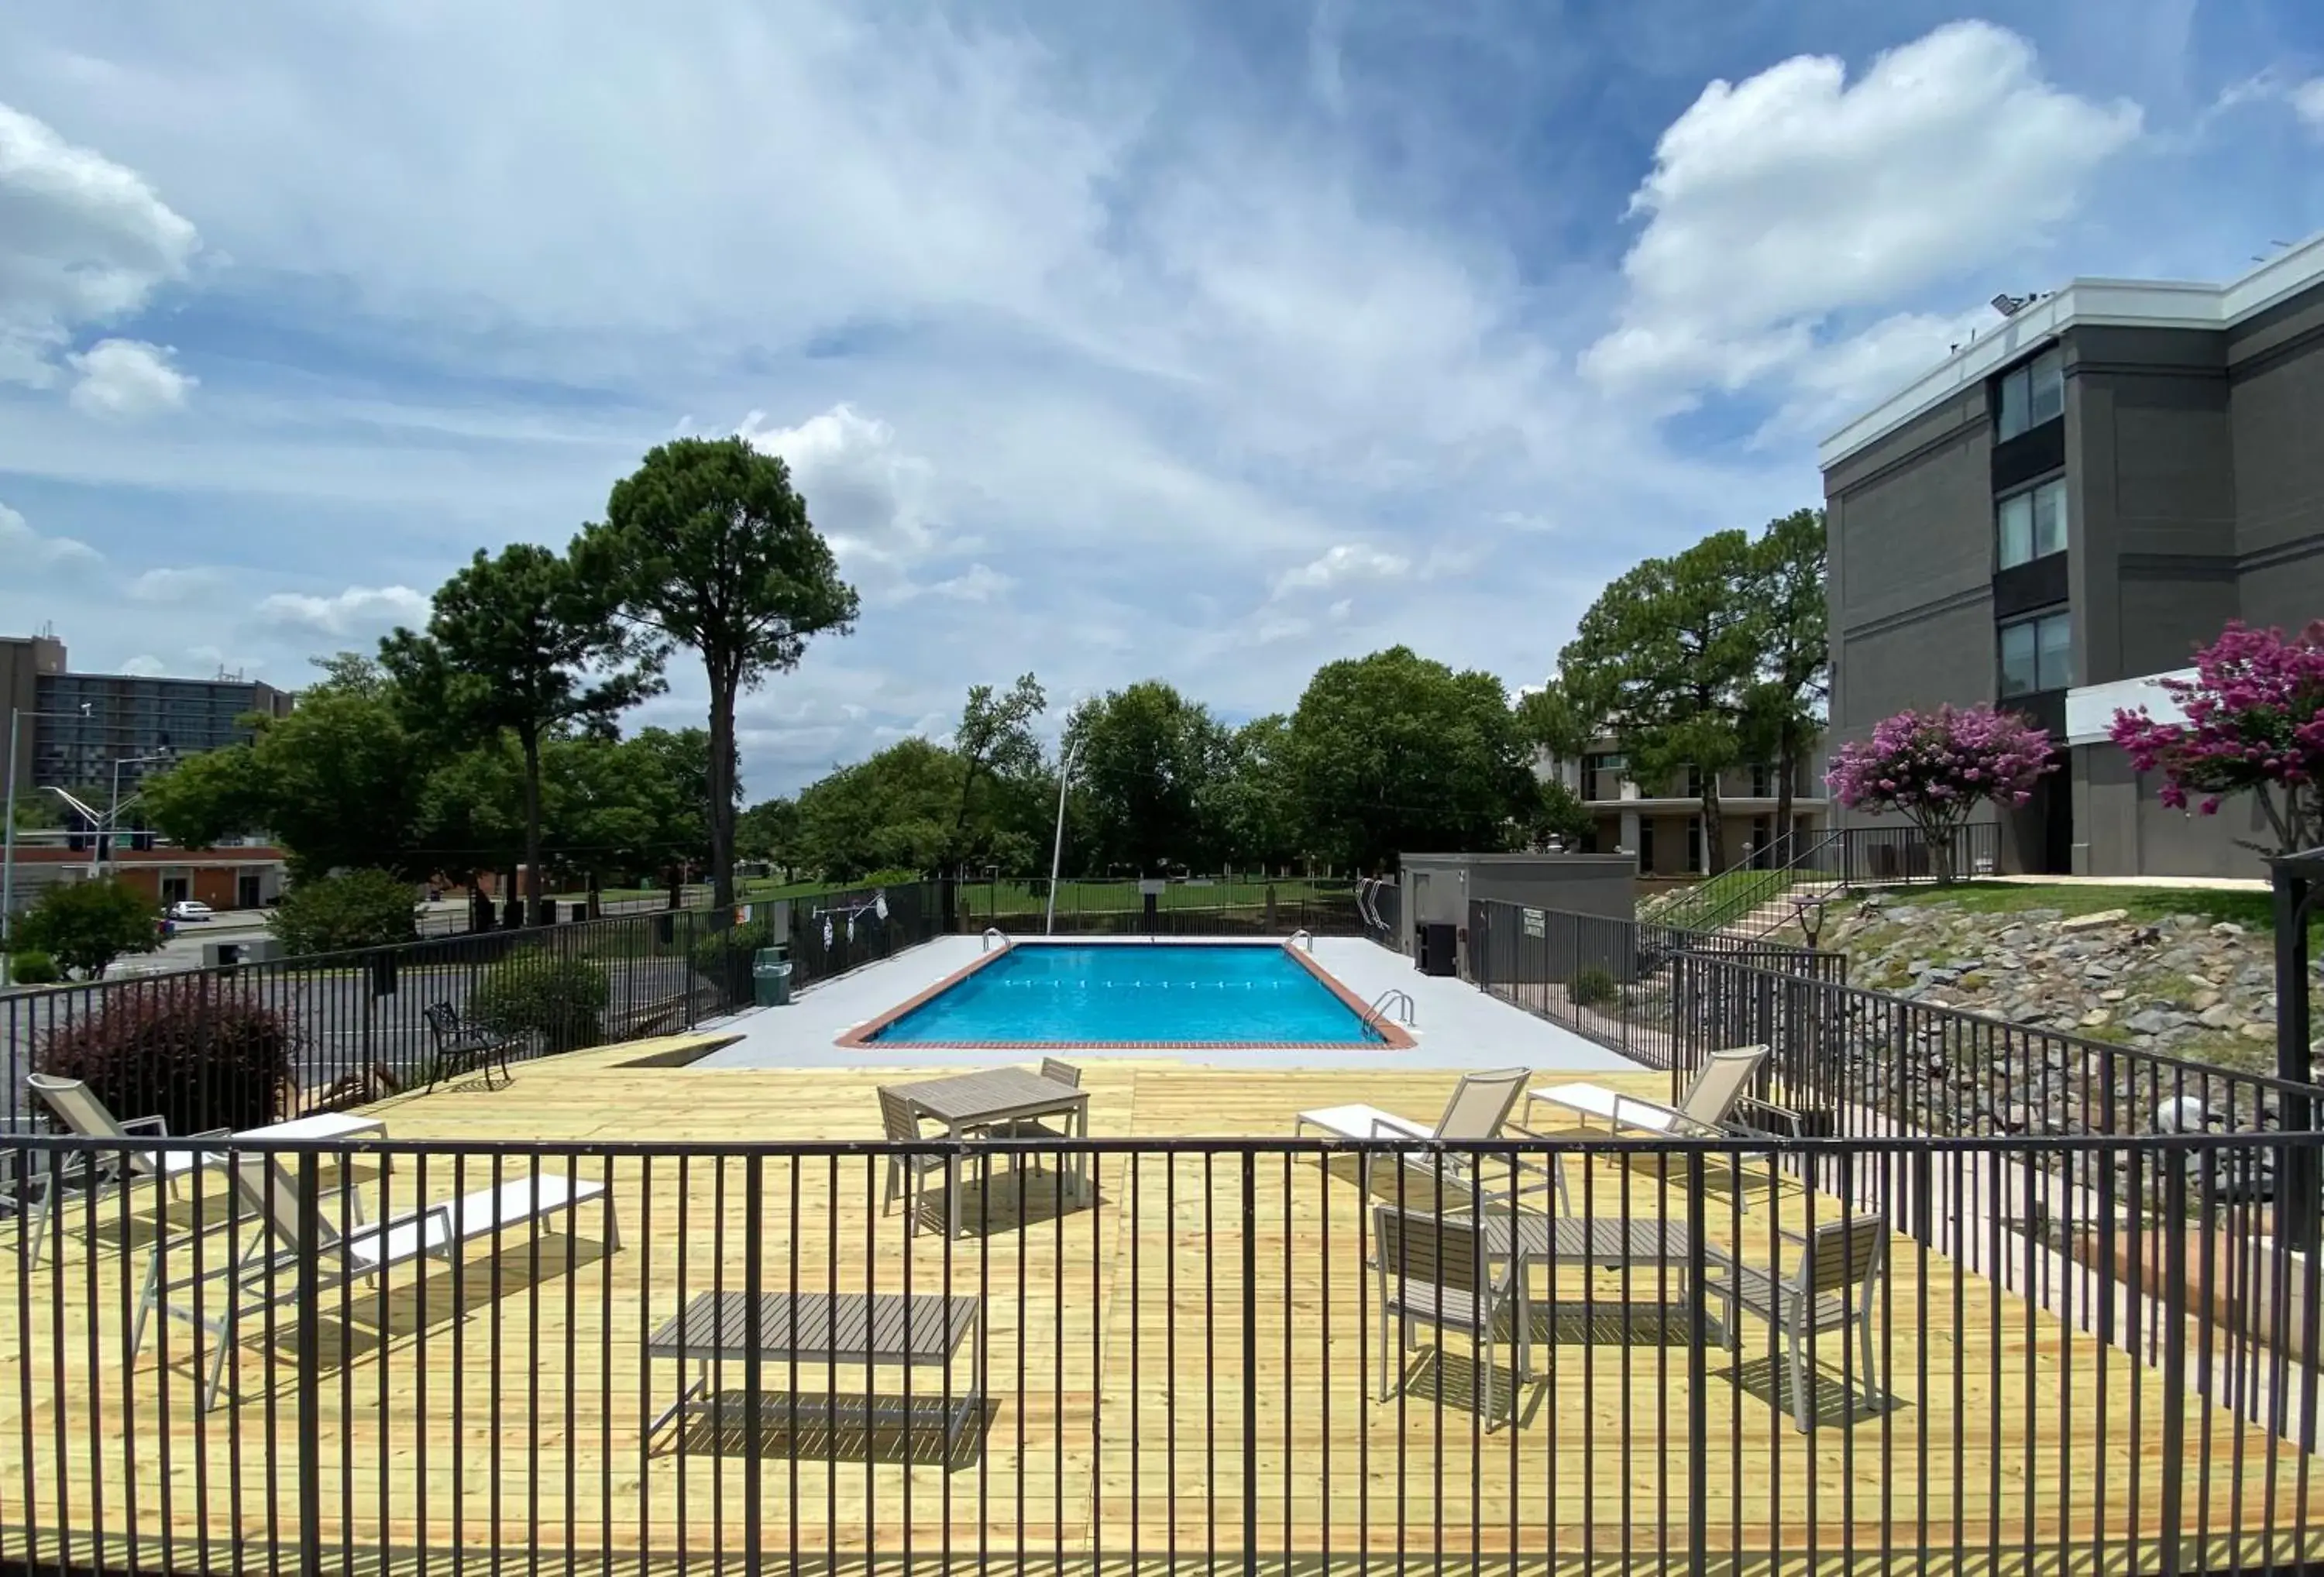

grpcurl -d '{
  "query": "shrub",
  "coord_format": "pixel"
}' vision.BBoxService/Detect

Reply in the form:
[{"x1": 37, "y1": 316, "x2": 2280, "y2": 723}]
[
  {"x1": 6, "y1": 949, "x2": 60, "y2": 986},
  {"x1": 269, "y1": 868, "x2": 419, "y2": 957},
  {"x1": 38, "y1": 980, "x2": 297, "y2": 1134},
  {"x1": 468, "y1": 949, "x2": 610, "y2": 1056},
  {"x1": 15, "y1": 878, "x2": 160, "y2": 979},
  {"x1": 1569, "y1": 965, "x2": 1621, "y2": 1008}
]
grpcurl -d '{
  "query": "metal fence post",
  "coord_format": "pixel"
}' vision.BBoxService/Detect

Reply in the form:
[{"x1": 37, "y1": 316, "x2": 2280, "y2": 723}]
[
  {"x1": 297, "y1": 1148, "x2": 323, "y2": 1577},
  {"x1": 1241, "y1": 1150, "x2": 1258, "y2": 1577},
  {"x1": 1686, "y1": 1147, "x2": 1709, "y2": 1575}
]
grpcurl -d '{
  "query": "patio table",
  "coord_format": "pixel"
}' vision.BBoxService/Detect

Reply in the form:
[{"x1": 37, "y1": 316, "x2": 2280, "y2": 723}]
[
  {"x1": 887, "y1": 1067, "x2": 1092, "y2": 1238},
  {"x1": 1477, "y1": 1213, "x2": 1713, "y2": 1368},
  {"x1": 646, "y1": 1290, "x2": 983, "y2": 1455}
]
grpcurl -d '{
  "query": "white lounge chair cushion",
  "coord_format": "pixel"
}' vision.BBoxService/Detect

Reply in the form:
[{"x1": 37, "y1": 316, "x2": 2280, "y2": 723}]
[
  {"x1": 1297, "y1": 1104, "x2": 1434, "y2": 1142},
  {"x1": 150, "y1": 1111, "x2": 387, "y2": 1178},
  {"x1": 342, "y1": 1175, "x2": 606, "y2": 1273},
  {"x1": 1529, "y1": 1082, "x2": 1687, "y2": 1134}
]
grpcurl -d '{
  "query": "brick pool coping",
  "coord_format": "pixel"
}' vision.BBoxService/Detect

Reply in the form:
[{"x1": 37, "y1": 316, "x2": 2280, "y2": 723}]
[{"x1": 834, "y1": 937, "x2": 1418, "y2": 1051}]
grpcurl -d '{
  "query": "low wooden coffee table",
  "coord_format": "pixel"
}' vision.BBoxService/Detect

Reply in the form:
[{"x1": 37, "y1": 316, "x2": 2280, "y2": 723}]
[{"x1": 646, "y1": 1291, "x2": 984, "y2": 1454}]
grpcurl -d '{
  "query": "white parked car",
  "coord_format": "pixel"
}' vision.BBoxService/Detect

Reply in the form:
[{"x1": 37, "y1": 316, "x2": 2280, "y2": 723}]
[{"x1": 165, "y1": 900, "x2": 215, "y2": 922}]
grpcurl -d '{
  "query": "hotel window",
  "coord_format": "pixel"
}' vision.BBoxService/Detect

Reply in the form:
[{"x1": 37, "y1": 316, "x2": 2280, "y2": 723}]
[
  {"x1": 2000, "y1": 610, "x2": 2073, "y2": 696},
  {"x1": 1997, "y1": 476, "x2": 2068, "y2": 569},
  {"x1": 1995, "y1": 347, "x2": 2064, "y2": 441}
]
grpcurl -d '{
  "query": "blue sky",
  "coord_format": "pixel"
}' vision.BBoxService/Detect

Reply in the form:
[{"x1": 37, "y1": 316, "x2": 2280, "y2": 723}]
[{"x1": 3, "y1": 1, "x2": 2322, "y2": 796}]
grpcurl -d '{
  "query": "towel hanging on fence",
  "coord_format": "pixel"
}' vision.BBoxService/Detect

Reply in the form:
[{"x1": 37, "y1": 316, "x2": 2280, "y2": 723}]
[{"x1": 823, "y1": 916, "x2": 834, "y2": 949}]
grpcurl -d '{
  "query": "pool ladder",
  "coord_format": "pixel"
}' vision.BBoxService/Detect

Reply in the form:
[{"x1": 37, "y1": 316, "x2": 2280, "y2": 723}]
[
  {"x1": 982, "y1": 928, "x2": 1011, "y2": 953},
  {"x1": 1359, "y1": 988, "x2": 1415, "y2": 1034},
  {"x1": 1288, "y1": 929, "x2": 1314, "y2": 952}
]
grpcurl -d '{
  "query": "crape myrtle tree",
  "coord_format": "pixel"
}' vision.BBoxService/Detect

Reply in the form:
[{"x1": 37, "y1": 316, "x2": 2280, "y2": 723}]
[
  {"x1": 1826, "y1": 704, "x2": 2053, "y2": 882},
  {"x1": 2109, "y1": 620, "x2": 2324, "y2": 861},
  {"x1": 575, "y1": 438, "x2": 860, "y2": 913}
]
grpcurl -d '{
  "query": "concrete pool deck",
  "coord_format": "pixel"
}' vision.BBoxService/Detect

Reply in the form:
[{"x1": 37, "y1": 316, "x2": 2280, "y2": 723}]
[{"x1": 696, "y1": 934, "x2": 1643, "y2": 1073}]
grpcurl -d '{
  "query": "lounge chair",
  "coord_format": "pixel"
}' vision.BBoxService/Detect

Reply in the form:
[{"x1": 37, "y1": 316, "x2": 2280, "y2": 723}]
[
  {"x1": 1703, "y1": 1214, "x2": 1888, "y2": 1431},
  {"x1": 1526, "y1": 1044, "x2": 1771, "y2": 1139},
  {"x1": 140, "y1": 1151, "x2": 615, "y2": 1410},
  {"x1": 22, "y1": 1074, "x2": 384, "y2": 1264},
  {"x1": 1296, "y1": 1067, "x2": 1567, "y2": 1215}
]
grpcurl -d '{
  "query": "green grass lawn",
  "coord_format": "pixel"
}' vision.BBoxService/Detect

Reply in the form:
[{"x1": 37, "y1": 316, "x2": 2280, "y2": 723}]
[{"x1": 1874, "y1": 881, "x2": 2292, "y2": 933}]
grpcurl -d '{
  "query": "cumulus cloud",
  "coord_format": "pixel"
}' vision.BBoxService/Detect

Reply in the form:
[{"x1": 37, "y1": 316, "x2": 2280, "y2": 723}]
[
  {"x1": 119, "y1": 654, "x2": 167, "y2": 676},
  {"x1": 739, "y1": 404, "x2": 940, "y2": 569},
  {"x1": 253, "y1": 584, "x2": 429, "y2": 637},
  {"x1": 894, "y1": 563, "x2": 1012, "y2": 604},
  {"x1": 67, "y1": 338, "x2": 195, "y2": 418},
  {"x1": 0, "y1": 500, "x2": 102, "y2": 570},
  {"x1": 0, "y1": 101, "x2": 200, "y2": 389},
  {"x1": 1272, "y1": 542, "x2": 1411, "y2": 598},
  {"x1": 1583, "y1": 22, "x2": 2141, "y2": 401}
]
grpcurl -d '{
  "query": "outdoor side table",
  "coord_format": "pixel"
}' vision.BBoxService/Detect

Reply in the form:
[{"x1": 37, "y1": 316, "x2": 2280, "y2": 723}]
[{"x1": 646, "y1": 1290, "x2": 984, "y2": 1455}]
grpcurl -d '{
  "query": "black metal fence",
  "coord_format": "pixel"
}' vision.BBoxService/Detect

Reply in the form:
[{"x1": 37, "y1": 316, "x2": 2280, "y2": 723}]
[
  {"x1": 3, "y1": 881, "x2": 955, "y2": 1131},
  {"x1": 1, "y1": 1126, "x2": 2319, "y2": 1572},
  {"x1": 960, "y1": 878, "x2": 1367, "y2": 939},
  {"x1": 1647, "y1": 823, "x2": 2006, "y2": 937}
]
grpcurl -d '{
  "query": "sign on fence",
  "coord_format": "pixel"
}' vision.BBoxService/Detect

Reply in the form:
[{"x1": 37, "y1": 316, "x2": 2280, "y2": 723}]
[{"x1": 1522, "y1": 906, "x2": 1545, "y2": 939}]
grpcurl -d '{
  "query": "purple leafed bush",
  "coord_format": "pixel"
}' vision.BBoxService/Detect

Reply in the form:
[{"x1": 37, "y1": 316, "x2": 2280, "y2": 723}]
[
  {"x1": 2109, "y1": 620, "x2": 2324, "y2": 859},
  {"x1": 1825, "y1": 704, "x2": 2053, "y2": 881},
  {"x1": 38, "y1": 981, "x2": 298, "y2": 1136}
]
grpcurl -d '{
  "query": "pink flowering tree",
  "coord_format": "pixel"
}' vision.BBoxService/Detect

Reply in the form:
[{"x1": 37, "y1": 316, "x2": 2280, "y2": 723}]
[
  {"x1": 1825, "y1": 704, "x2": 2054, "y2": 882},
  {"x1": 2107, "y1": 620, "x2": 2324, "y2": 860}
]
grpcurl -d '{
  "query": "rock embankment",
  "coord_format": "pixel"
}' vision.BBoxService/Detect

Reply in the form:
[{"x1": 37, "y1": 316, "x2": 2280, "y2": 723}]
[{"x1": 1821, "y1": 893, "x2": 2316, "y2": 1074}]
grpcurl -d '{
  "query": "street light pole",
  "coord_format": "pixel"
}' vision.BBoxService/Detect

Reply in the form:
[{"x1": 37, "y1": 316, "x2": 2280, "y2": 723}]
[
  {"x1": 2, "y1": 703, "x2": 95, "y2": 959},
  {"x1": 1044, "y1": 738, "x2": 1081, "y2": 937},
  {"x1": 103, "y1": 751, "x2": 174, "y2": 878}
]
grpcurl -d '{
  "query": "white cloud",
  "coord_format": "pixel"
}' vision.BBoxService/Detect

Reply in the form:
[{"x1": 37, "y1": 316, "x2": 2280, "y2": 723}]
[
  {"x1": 894, "y1": 563, "x2": 1011, "y2": 604},
  {"x1": 739, "y1": 404, "x2": 941, "y2": 569},
  {"x1": 0, "y1": 101, "x2": 199, "y2": 389},
  {"x1": 1272, "y1": 541, "x2": 1411, "y2": 598},
  {"x1": 67, "y1": 337, "x2": 194, "y2": 417},
  {"x1": 0, "y1": 500, "x2": 102, "y2": 569},
  {"x1": 1583, "y1": 21, "x2": 2142, "y2": 401},
  {"x1": 1759, "y1": 304, "x2": 1994, "y2": 443},
  {"x1": 253, "y1": 583, "x2": 428, "y2": 637},
  {"x1": 2291, "y1": 77, "x2": 2324, "y2": 131},
  {"x1": 119, "y1": 654, "x2": 167, "y2": 676},
  {"x1": 127, "y1": 565, "x2": 223, "y2": 603}
]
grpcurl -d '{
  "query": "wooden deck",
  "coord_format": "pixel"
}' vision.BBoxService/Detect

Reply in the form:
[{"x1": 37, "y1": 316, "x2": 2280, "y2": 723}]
[{"x1": 2, "y1": 1040, "x2": 2318, "y2": 1573}]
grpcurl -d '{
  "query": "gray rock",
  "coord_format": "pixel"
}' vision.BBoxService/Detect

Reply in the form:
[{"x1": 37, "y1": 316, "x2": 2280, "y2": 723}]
[
  {"x1": 2199, "y1": 1002, "x2": 2242, "y2": 1029},
  {"x1": 2061, "y1": 909, "x2": 2129, "y2": 931}
]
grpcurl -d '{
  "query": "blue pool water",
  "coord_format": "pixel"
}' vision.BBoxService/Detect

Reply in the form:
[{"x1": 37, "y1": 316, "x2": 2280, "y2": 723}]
[{"x1": 867, "y1": 943, "x2": 1384, "y2": 1045}]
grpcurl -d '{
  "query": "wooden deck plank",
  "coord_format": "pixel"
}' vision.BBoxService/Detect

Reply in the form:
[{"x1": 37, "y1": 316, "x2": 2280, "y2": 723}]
[{"x1": 0, "y1": 1057, "x2": 2315, "y2": 1570}]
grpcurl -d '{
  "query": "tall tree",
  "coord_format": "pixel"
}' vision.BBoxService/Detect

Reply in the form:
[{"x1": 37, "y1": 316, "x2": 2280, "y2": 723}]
[
  {"x1": 1741, "y1": 508, "x2": 1829, "y2": 855},
  {"x1": 1285, "y1": 646, "x2": 1535, "y2": 872},
  {"x1": 1063, "y1": 682, "x2": 1227, "y2": 874},
  {"x1": 1558, "y1": 531, "x2": 1759, "y2": 874},
  {"x1": 382, "y1": 543, "x2": 657, "y2": 922},
  {"x1": 795, "y1": 739, "x2": 964, "y2": 879},
  {"x1": 735, "y1": 795, "x2": 802, "y2": 871},
  {"x1": 576, "y1": 438, "x2": 860, "y2": 912},
  {"x1": 1201, "y1": 715, "x2": 1303, "y2": 872},
  {"x1": 949, "y1": 674, "x2": 1047, "y2": 871}
]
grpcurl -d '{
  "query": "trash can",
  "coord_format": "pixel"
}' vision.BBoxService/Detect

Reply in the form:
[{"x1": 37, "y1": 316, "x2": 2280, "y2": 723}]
[{"x1": 752, "y1": 948, "x2": 794, "y2": 1007}]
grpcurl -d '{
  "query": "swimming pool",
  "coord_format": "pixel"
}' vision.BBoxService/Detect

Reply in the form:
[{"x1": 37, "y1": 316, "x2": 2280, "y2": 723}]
[{"x1": 846, "y1": 942, "x2": 1407, "y2": 1048}]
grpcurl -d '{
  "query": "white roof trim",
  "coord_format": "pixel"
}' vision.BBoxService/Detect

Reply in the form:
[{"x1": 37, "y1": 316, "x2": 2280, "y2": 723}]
[{"x1": 1818, "y1": 228, "x2": 2324, "y2": 472}]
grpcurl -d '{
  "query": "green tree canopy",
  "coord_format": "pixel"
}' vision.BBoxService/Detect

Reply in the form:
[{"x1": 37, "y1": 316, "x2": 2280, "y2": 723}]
[
  {"x1": 795, "y1": 738, "x2": 964, "y2": 880},
  {"x1": 17, "y1": 878, "x2": 159, "y2": 980},
  {"x1": 1286, "y1": 646, "x2": 1535, "y2": 872},
  {"x1": 1738, "y1": 508, "x2": 1829, "y2": 853},
  {"x1": 267, "y1": 868, "x2": 420, "y2": 955},
  {"x1": 1557, "y1": 530, "x2": 1759, "y2": 874},
  {"x1": 947, "y1": 674, "x2": 1047, "y2": 872},
  {"x1": 1198, "y1": 714, "x2": 1303, "y2": 872},
  {"x1": 1064, "y1": 681, "x2": 1228, "y2": 874},
  {"x1": 382, "y1": 542, "x2": 658, "y2": 916},
  {"x1": 576, "y1": 438, "x2": 861, "y2": 912}
]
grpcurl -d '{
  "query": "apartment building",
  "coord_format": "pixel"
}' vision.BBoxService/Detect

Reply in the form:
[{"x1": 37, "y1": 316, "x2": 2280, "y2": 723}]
[
  {"x1": 1820, "y1": 236, "x2": 2324, "y2": 878},
  {"x1": 1, "y1": 632, "x2": 295, "y2": 799},
  {"x1": 1539, "y1": 743, "x2": 1829, "y2": 877}
]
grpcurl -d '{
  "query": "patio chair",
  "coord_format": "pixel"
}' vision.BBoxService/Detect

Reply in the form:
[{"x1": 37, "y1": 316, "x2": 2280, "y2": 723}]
[
  {"x1": 977, "y1": 1060, "x2": 1084, "y2": 1149},
  {"x1": 1528, "y1": 1044, "x2": 1771, "y2": 1139},
  {"x1": 1370, "y1": 1204, "x2": 1527, "y2": 1429},
  {"x1": 1295, "y1": 1067, "x2": 1568, "y2": 1216},
  {"x1": 21, "y1": 1074, "x2": 380, "y2": 1264},
  {"x1": 1702, "y1": 1213, "x2": 1888, "y2": 1431},
  {"x1": 423, "y1": 1001, "x2": 517, "y2": 1092},
  {"x1": 140, "y1": 1150, "x2": 615, "y2": 1411},
  {"x1": 877, "y1": 1086, "x2": 953, "y2": 1238}
]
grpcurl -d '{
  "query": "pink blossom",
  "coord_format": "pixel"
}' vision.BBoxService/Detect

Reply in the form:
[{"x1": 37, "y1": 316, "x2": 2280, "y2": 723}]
[{"x1": 1827, "y1": 704, "x2": 2055, "y2": 878}]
